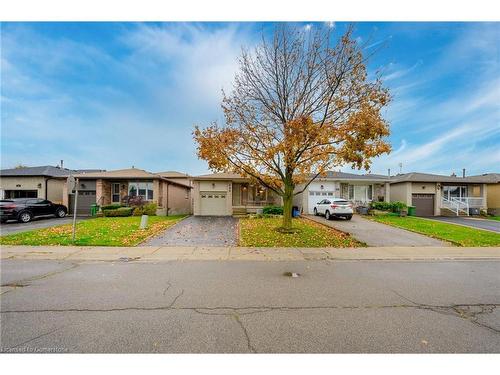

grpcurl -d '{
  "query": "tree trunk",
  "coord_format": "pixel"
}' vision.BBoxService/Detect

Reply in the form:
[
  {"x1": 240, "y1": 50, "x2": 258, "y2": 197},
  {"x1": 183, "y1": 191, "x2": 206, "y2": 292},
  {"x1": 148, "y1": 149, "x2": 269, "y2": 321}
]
[{"x1": 281, "y1": 184, "x2": 293, "y2": 231}]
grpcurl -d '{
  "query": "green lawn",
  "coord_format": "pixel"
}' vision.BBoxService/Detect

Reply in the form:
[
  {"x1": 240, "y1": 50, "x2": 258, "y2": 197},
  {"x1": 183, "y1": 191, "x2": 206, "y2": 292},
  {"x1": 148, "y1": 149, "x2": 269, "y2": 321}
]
[
  {"x1": 486, "y1": 216, "x2": 500, "y2": 221},
  {"x1": 370, "y1": 215, "x2": 500, "y2": 247},
  {"x1": 239, "y1": 217, "x2": 361, "y2": 247},
  {"x1": 0, "y1": 215, "x2": 186, "y2": 246}
]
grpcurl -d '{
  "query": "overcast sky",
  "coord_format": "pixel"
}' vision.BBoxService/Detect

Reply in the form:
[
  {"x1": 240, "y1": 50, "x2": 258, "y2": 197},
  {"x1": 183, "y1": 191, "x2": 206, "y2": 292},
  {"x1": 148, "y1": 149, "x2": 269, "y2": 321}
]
[{"x1": 1, "y1": 22, "x2": 499, "y2": 176}]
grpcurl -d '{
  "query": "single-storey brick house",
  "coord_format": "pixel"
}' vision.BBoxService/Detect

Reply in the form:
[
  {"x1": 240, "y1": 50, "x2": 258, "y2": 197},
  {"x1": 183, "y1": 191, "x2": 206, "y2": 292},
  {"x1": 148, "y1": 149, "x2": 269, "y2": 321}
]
[
  {"x1": 388, "y1": 172, "x2": 492, "y2": 216},
  {"x1": 468, "y1": 173, "x2": 500, "y2": 216},
  {"x1": 0, "y1": 165, "x2": 101, "y2": 203},
  {"x1": 63, "y1": 168, "x2": 192, "y2": 216},
  {"x1": 293, "y1": 171, "x2": 390, "y2": 214},
  {"x1": 192, "y1": 173, "x2": 281, "y2": 216}
]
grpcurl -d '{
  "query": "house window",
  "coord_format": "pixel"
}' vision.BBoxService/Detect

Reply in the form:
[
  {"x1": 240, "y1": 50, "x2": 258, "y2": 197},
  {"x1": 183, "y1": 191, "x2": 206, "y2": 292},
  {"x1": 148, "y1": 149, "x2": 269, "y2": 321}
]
[
  {"x1": 368, "y1": 185, "x2": 373, "y2": 200},
  {"x1": 128, "y1": 182, "x2": 153, "y2": 200},
  {"x1": 348, "y1": 185, "x2": 354, "y2": 200},
  {"x1": 112, "y1": 183, "x2": 120, "y2": 203}
]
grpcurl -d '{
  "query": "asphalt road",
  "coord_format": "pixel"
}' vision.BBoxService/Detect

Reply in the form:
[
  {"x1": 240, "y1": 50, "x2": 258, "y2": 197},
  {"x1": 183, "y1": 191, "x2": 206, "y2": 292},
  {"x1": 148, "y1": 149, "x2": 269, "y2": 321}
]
[
  {"x1": 1, "y1": 259, "x2": 499, "y2": 353},
  {"x1": 0, "y1": 216, "x2": 85, "y2": 235}
]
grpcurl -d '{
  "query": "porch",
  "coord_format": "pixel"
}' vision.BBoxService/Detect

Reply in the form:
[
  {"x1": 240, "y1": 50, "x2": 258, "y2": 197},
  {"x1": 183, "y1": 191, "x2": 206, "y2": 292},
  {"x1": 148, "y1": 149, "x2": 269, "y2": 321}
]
[
  {"x1": 231, "y1": 182, "x2": 280, "y2": 215},
  {"x1": 440, "y1": 184, "x2": 487, "y2": 216}
]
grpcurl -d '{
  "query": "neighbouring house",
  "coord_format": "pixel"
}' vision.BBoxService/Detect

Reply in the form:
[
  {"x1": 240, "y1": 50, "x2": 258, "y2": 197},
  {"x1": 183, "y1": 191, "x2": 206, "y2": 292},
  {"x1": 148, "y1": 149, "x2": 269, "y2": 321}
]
[
  {"x1": 0, "y1": 165, "x2": 101, "y2": 204},
  {"x1": 468, "y1": 173, "x2": 500, "y2": 216},
  {"x1": 192, "y1": 173, "x2": 282, "y2": 216},
  {"x1": 294, "y1": 171, "x2": 390, "y2": 214},
  {"x1": 388, "y1": 172, "x2": 492, "y2": 217},
  {"x1": 63, "y1": 168, "x2": 192, "y2": 216}
]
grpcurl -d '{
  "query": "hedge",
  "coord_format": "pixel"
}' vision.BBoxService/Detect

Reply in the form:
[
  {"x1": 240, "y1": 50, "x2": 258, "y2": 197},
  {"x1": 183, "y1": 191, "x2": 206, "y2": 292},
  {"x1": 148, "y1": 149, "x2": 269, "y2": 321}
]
[
  {"x1": 370, "y1": 201, "x2": 407, "y2": 213},
  {"x1": 263, "y1": 206, "x2": 283, "y2": 215},
  {"x1": 102, "y1": 207, "x2": 134, "y2": 217},
  {"x1": 101, "y1": 204, "x2": 122, "y2": 210}
]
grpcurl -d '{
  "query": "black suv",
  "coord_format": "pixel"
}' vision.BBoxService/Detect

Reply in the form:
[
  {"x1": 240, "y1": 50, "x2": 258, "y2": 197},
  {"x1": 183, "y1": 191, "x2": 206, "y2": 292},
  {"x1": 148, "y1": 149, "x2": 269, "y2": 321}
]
[{"x1": 0, "y1": 198, "x2": 68, "y2": 223}]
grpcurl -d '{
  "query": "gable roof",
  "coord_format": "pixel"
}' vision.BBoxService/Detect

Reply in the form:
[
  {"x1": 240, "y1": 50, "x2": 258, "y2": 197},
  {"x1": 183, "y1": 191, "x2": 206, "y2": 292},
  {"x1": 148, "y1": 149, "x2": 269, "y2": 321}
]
[
  {"x1": 193, "y1": 172, "x2": 247, "y2": 181},
  {"x1": 467, "y1": 173, "x2": 500, "y2": 183},
  {"x1": 317, "y1": 171, "x2": 389, "y2": 182},
  {"x1": 73, "y1": 168, "x2": 161, "y2": 179},
  {"x1": 156, "y1": 171, "x2": 191, "y2": 178},
  {"x1": 389, "y1": 172, "x2": 496, "y2": 184},
  {"x1": 0, "y1": 166, "x2": 76, "y2": 178}
]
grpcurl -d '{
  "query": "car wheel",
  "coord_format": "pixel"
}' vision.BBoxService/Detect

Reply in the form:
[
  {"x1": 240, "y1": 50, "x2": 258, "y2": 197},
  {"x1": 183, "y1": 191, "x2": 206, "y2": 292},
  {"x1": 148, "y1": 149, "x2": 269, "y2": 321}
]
[
  {"x1": 56, "y1": 208, "x2": 66, "y2": 218},
  {"x1": 18, "y1": 211, "x2": 33, "y2": 223},
  {"x1": 313, "y1": 208, "x2": 318, "y2": 216},
  {"x1": 345, "y1": 215, "x2": 352, "y2": 220},
  {"x1": 325, "y1": 211, "x2": 331, "y2": 220}
]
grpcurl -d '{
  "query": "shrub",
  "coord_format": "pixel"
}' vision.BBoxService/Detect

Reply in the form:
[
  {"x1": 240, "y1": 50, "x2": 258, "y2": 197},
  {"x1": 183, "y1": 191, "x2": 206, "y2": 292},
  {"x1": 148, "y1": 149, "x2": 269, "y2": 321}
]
[
  {"x1": 132, "y1": 202, "x2": 157, "y2": 216},
  {"x1": 102, "y1": 207, "x2": 133, "y2": 217},
  {"x1": 263, "y1": 206, "x2": 283, "y2": 215},
  {"x1": 101, "y1": 204, "x2": 122, "y2": 210},
  {"x1": 370, "y1": 201, "x2": 407, "y2": 213}
]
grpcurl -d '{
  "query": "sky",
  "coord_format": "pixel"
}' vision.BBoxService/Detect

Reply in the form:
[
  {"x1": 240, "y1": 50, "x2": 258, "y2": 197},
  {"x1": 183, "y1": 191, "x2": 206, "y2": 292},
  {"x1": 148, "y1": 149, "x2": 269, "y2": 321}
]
[{"x1": 1, "y1": 22, "x2": 499, "y2": 176}]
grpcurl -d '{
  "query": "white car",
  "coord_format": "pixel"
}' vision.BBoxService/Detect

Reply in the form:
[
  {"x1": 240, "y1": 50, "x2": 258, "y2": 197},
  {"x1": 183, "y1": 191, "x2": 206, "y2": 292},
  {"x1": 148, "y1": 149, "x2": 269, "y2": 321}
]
[{"x1": 313, "y1": 198, "x2": 353, "y2": 220}]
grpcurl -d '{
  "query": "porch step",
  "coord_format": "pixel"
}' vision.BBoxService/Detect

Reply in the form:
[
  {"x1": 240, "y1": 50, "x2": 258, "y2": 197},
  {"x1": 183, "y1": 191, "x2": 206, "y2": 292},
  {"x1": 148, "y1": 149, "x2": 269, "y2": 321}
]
[
  {"x1": 440, "y1": 208, "x2": 468, "y2": 217},
  {"x1": 232, "y1": 207, "x2": 248, "y2": 217}
]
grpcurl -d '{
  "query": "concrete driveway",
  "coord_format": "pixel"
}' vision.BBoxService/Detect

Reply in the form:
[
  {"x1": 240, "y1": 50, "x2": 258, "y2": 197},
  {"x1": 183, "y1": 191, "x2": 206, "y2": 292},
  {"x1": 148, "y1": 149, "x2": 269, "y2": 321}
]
[
  {"x1": 427, "y1": 216, "x2": 500, "y2": 233},
  {"x1": 306, "y1": 214, "x2": 449, "y2": 247},
  {"x1": 143, "y1": 216, "x2": 239, "y2": 246},
  {"x1": 0, "y1": 217, "x2": 84, "y2": 236}
]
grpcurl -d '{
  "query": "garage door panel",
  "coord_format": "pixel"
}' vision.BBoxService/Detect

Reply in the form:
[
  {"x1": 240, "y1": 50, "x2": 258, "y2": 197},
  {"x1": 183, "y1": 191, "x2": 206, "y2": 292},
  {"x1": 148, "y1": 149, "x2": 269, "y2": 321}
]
[
  {"x1": 69, "y1": 191, "x2": 96, "y2": 215},
  {"x1": 308, "y1": 191, "x2": 335, "y2": 214},
  {"x1": 412, "y1": 193, "x2": 434, "y2": 217},
  {"x1": 200, "y1": 191, "x2": 228, "y2": 216}
]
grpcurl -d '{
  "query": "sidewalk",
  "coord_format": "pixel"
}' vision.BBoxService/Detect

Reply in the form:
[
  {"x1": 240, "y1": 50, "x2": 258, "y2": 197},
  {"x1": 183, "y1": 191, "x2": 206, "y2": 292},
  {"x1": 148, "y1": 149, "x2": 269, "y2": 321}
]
[{"x1": 1, "y1": 245, "x2": 499, "y2": 261}]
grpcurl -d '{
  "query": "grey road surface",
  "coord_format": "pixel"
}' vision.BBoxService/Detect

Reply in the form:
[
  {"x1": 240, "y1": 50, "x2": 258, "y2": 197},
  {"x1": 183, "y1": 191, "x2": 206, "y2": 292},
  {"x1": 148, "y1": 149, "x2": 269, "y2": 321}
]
[
  {"x1": 427, "y1": 216, "x2": 500, "y2": 233},
  {"x1": 1, "y1": 259, "x2": 499, "y2": 353},
  {"x1": 306, "y1": 215, "x2": 449, "y2": 247},
  {"x1": 143, "y1": 216, "x2": 238, "y2": 246},
  {"x1": 0, "y1": 217, "x2": 85, "y2": 236}
]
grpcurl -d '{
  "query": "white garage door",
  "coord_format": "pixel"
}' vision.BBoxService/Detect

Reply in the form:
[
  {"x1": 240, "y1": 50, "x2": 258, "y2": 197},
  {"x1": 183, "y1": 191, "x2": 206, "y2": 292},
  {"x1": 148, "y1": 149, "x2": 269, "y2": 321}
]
[
  {"x1": 200, "y1": 191, "x2": 228, "y2": 216},
  {"x1": 308, "y1": 191, "x2": 335, "y2": 214}
]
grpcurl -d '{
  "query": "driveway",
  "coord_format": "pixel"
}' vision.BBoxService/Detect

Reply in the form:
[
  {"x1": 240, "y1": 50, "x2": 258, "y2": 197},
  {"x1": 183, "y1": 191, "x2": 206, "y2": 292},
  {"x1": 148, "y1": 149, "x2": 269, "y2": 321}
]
[
  {"x1": 306, "y1": 214, "x2": 449, "y2": 247},
  {"x1": 143, "y1": 216, "x2": 239, "y2": 246},
  {"x1": 427, "y1": 216, "x2": 500, "y2": 233},
  {"x1": 0, "y1": 217, "x2": 85, "y2": 236}
]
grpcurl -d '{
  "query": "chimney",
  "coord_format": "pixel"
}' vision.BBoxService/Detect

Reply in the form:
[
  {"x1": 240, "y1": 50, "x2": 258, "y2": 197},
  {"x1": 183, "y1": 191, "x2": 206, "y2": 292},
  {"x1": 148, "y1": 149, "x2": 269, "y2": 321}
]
[
  {"x1": 60, "y1": 160, "x2": 64, "y2": 169},
  {"x1": 462, "y1": 168, "x2": 466, "y2": 178},
  {"x1": 388, "y1": 168, "x2": 391, "y2": 177}
]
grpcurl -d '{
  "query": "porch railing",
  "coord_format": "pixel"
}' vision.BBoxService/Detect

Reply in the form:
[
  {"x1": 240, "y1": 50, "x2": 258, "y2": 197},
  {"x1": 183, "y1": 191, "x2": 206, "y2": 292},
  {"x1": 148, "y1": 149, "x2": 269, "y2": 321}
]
[
  {"x1": 441, "y1": 197, "x2": 468, "y2": 216},
  {"x1": 440, "y1": 197, "x2": 486, "y2": 216}
]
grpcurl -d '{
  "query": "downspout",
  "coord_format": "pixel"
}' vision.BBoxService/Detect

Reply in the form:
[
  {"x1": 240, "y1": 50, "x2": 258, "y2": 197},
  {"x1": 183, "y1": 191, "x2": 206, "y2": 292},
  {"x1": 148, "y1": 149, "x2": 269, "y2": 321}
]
[{"x1": 166, "y1": 182, "x2": 169, "y2": 217}]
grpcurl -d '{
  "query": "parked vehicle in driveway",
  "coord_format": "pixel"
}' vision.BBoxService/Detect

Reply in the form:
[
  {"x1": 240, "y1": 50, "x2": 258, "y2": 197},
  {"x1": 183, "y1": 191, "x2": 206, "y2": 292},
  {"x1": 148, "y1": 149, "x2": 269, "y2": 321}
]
[
  {"x1": 313, "y1": 198, "x2": 353, "y2": 220},
  {"x1": 0, "y1": 198, "x2": 67, "y2": 223}
]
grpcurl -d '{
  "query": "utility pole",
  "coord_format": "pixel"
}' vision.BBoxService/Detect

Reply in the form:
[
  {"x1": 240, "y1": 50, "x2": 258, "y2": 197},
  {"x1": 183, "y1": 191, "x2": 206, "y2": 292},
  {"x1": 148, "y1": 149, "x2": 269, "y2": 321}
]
[{"x1": 72, "y1": 177, "x2": 79, "y2": 242}]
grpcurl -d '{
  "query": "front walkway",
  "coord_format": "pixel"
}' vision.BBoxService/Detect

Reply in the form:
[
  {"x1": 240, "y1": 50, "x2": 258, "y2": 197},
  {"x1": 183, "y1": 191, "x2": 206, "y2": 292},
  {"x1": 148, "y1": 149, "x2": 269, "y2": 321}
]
[
  {"x1": 427, "y1": 216, "x2": 500, "y2": 233},
  {"x1": 142, "y1": 216, "x2": 239, "y2": 246},
  {"x1": 305, "y1": 214, "x2": 449, "y2": 247}
]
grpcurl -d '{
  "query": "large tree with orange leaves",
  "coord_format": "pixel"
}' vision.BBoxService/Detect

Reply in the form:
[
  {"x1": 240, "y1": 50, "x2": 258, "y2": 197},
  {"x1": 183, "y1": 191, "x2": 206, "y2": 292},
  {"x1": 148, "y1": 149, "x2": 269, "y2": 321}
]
[{"x1": 194, "y1": 25, "x2": 391, "y2": 231}]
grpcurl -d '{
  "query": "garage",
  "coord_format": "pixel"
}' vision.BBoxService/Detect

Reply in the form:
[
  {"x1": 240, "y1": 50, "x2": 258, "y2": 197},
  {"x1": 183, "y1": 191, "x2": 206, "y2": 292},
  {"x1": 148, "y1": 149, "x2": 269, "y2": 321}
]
[
  {"x1": 69, "y1": 190, "x2": 96, "y2": 215},
  {"x1": 199, "y1": 191, "x2": 228, "y2": 216},
  {"x1": 412, "y1": 193, "x2": 434, "y2": 216},
  {"x1": 308, "y1": 190, "x2": 334, "y2": 214}
]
